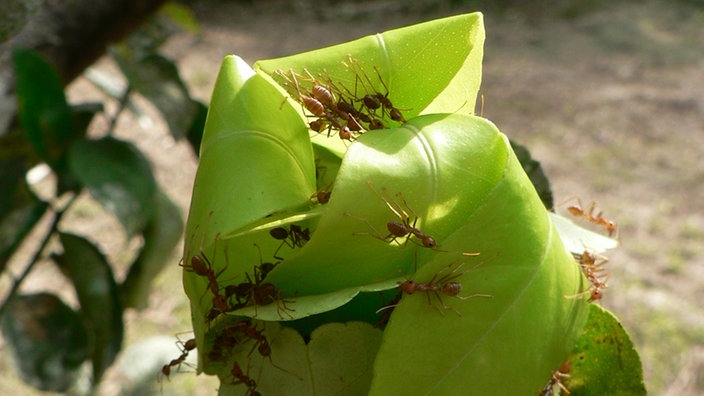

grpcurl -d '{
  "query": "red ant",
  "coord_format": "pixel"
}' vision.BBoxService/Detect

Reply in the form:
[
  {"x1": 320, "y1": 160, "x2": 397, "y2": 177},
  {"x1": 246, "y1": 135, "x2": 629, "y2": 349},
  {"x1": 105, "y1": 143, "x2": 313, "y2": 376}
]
[
  {"x1": 344, "y1": 56, "x2": 407, "y2": 123},
  {"x1": 568, "y1": 250, "x2": 609, "y2": 302},
  {"x1": 159, "y1": 337, "x2": 196, "y2": 382},
  {"x1": 362, "y1": 181, "x2": 438, "y2": 248},
  {"x1": 539, "y1": 359, "x2": 572, "y2": 395},
  {"x1": 181, "y1": 233, "x2": 234, "y2": 323},
  {"x1": 225, "y1": 257, "x2": 294, "y2": 319},
  {"x1": 210, "y1": 320, "x2": 300, "y2": 385},
  {"x1": 277, "y1": 69, "x2": 356, "y2": 141},
  {"x1": 233, "y1": 276, "x2": 294, "y2": 319},
  {"x1": 310, "y1": 189, "x2": 332, "y2": 204},
  {"x1": 396, "y1": 259, "x2": 492, "y2": 316},
  {"x1": 563, "y1": 197, "x2": 617, "y2": 237},
  {"x1": 230, "y1": 361, "x2": 260, "y2": 396},
  {"x1": 270, "y1": 224, "x2": 311, "y2": 260}
]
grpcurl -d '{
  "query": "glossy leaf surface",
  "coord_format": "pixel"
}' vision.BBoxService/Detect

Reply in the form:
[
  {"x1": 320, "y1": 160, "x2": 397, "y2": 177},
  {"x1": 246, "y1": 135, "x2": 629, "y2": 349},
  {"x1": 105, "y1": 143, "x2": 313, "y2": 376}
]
[
  {"x1": 68, "y1": 136, "x2": 157, "y2": 237},
  {"x1": 13, "y1": 48, "x2": 76, "y2": 170},
  {"x1": 120, "y1": 191, "x2": 183, "y2": 309}
]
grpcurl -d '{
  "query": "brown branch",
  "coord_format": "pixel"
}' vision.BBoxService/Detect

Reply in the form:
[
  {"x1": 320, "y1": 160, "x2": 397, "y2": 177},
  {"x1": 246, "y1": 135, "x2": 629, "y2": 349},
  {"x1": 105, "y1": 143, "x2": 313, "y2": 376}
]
[{"x1": 1, "y1": 0, "x2": 168, "y2": 87}]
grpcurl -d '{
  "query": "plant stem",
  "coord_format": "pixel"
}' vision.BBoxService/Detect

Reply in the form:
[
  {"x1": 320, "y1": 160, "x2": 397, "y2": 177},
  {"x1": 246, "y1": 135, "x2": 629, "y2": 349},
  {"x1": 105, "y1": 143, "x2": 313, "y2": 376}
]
[{"x1": 0, "y1": 195, "x2": 77, "y2": 316}]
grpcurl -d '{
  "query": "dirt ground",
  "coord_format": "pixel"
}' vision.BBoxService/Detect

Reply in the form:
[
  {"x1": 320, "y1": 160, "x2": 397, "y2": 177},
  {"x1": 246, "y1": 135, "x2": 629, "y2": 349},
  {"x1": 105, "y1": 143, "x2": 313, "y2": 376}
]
[{"x1": 2, "y1": 0, "x2": 703, "y2": 394}]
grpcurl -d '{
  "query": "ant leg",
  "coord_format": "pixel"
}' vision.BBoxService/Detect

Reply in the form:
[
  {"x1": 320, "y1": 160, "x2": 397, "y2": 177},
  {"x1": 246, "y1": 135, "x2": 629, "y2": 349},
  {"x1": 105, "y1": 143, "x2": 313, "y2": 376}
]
[{"x1": 343, "y1": 211, "x2": 398, "y2": 244}]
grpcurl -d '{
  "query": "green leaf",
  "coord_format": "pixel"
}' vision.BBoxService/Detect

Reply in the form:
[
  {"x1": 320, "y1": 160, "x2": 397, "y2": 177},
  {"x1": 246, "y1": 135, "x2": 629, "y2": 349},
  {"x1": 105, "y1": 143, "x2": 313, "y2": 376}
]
[
  {"x1": 114, "y1": 52, "x2": 198, "y2": 140},
  {"x1": 13, "y1": 48, "x2": 77, "y2": 171},
  {"x1": 68, "y1": 136, "x2": 157, "y2": 237},
  {"x1": 53, "y1": 232, "x2": 124, "y2": 383},
  {"x1": 183, "y1": 54, "x2": 315, "y2": 262},
  {"x1": 0, "y1": 181, "x2": 47, "y2": 272},
  {"x1": 186, "y1": 100, "x2": 208, "y2": 155},
  {"x1": 212, "y1": 321, "x2": 381, "y2": 395},
  {"x1": 120, "y1": 191, "x2": 183, "y2": 309},
  {"x1": 564, "y1": 304, "x2": 647, "y2": 395},
  {"x1": 0, "y1": 292, "x2": 89, "y2": 392},
  {"x1": 185, "y1": 14, "x2": 588, "y2": 394},
  {"x1": 160, "y1": 2, "x2": 200, "y2": 34},
  {"x1": 364, "y1": 115, "x2": 590, "y2": 395},
  {"x1": 255, "y1": 12, "x2": 485, "y2": 126}
]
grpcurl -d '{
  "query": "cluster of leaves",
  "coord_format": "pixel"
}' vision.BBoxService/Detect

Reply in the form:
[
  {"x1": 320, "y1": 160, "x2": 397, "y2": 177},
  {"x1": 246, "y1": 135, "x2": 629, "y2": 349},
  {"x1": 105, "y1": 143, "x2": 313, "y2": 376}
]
[
  {"x1": 182, "y1": 13, "x2": 645, "y2": 395},
  {"x1": 0, "y1": 5, "x2": 204, "y2": 392}
]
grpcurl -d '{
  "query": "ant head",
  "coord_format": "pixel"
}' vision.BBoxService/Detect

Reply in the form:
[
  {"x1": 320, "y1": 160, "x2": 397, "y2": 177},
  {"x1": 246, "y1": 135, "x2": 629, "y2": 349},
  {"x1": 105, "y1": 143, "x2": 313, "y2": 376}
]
[
  {"x1": 590, "y1": 289, "x2": 602, "y2": 301},
  {"x1": 422, "y1": 236, "x2": 437, "y2": 248},
  {"x1": 339, "y1": 127, "x2": 352, "y2": 140},
  {"x1": 399, "y1": 280, "x2": 416, "y2": 294}
]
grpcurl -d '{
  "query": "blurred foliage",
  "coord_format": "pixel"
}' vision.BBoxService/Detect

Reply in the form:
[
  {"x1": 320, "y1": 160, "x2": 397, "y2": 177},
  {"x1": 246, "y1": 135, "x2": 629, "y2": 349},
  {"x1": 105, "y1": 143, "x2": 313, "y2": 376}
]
[{"x1": 0, "y1": 2, "x2": 204, "y2": 392}]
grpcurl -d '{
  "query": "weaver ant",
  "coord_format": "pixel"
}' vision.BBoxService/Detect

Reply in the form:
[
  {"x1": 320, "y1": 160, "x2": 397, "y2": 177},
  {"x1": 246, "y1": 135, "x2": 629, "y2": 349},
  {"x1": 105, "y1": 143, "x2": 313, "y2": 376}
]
[
  {"x1": 230, "y1": 361, "x2": 260, "y2": 396},
  {"x1": 563, "y1": 197, "x2": 617, "y2": 237},
  {"x1": 277, "y1": 68, "x2": 358, "y2": 141},
  {"x1": 568, "y1": 250, "x2": 609, "y2": 302},
  {"x1": 539, "y1": 360, "x2": 572, "y2": 395},
  {"x1": 276, "y1": 68, "x2": 327, "y2": 117},
  {"x1": 181, "y1": 230, "x2": 234, "y2": 323},
  {"x1": 344, "y1": 56, "x2": 407, "y2": 123},
  {"x1": 310, "y1": 189, "x2": 332, "y2": 204},
  {"x1": 397, "y1": 259, "x2": 492, "y2": 316},
  {"x1": 270, "y1": 224, "x2": 311, "y2": 260},
  {"x1": 159, "y1": 337, "x2": 196, "y2": 382},
  {"x1": 225, "y1": 257, "x2": 294, "y2": 319},
  {"x1": 346, "y1": 181, "x2": 443, "y2": 249}
]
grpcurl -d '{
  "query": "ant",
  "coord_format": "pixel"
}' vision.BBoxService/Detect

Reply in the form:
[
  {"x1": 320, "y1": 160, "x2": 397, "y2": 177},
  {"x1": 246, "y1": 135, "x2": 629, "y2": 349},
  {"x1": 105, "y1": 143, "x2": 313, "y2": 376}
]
[
  {"x1": 159, "y1": 337, "x2": 196, "y2": 382},
  {"x1": 225, "y1": 260, "x2": 294, "y2": 319},
  {"x1": 344, "y1": 56, "x2": 407, "y2": 123},
  {"x1": 230, "y1": 361, "x2": 260, "y2": 396},
  {"x1": 276, "y1": 68, "x2": 327, "y2": 117},
  {"x1": 310, "y1": 189, "x2": 332, "y2": 204},
  {"x1": 351, "y1": 181, "x2": 438, "y2": 249},
  {"x1": 322, "y1": 74, "x2": 382, "y2": 133},
  {"x1": 539, "y1": 360, "x2": 572, "y2": 395},
  {"x1": 568, "y1": 250, "x2": 609, "y2": 302},
  {"x1": 563, "y1": 197, "x2": 617, "y2": 237},
  {"x1": 372, "y1": 181, "x2": 435, "y2": 248},
  {"x1": 396, "y1": 259, "x2": 492, "y2": 316},
  {"x1": 270, "y1": 224, "x2": 311, "y2": 260},
  {"x1": 277, "y1": 68, "x2": 357, "y2": 141},
  {"x1": 181, "y1": 232, "x2": 234, "y2": 323}
]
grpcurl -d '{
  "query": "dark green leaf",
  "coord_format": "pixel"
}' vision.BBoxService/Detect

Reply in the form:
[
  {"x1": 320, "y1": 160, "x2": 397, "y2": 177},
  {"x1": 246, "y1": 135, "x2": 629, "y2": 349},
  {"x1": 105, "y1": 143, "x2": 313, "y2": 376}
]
[
  {"x1": 564, "y1": 304, "x2": 647, "y2": 395},
  {"x1": 0, "y1": 292, "x2": 90, "y2": 392},
  {"x1": 119, "y1": 191, "x2": 183, "y2": 309},
  {"x1": 13, "y1": 48, "x2": 78, "y2": 171},
  {"x1": 53, "y1": 232, "x2": 124, "y2": 383},
  {"x1": 114, "y1": 52, "x2": 197, "y2": 140},
  {"x1": 54, "y1": 102, "x2": 103, "y2": 195},
  {"x1": 186, "y1": 100, "x2": 208, "y2": 156},
  {"x1": 510, "y1": 139, "x2": 554, "y2": 209},
  {"x1": 68, "y1": 136, "x2": 157, "y2": 237},
  {"x1": 0, "y1": 172, "x2": 47, "y2": 272}
]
